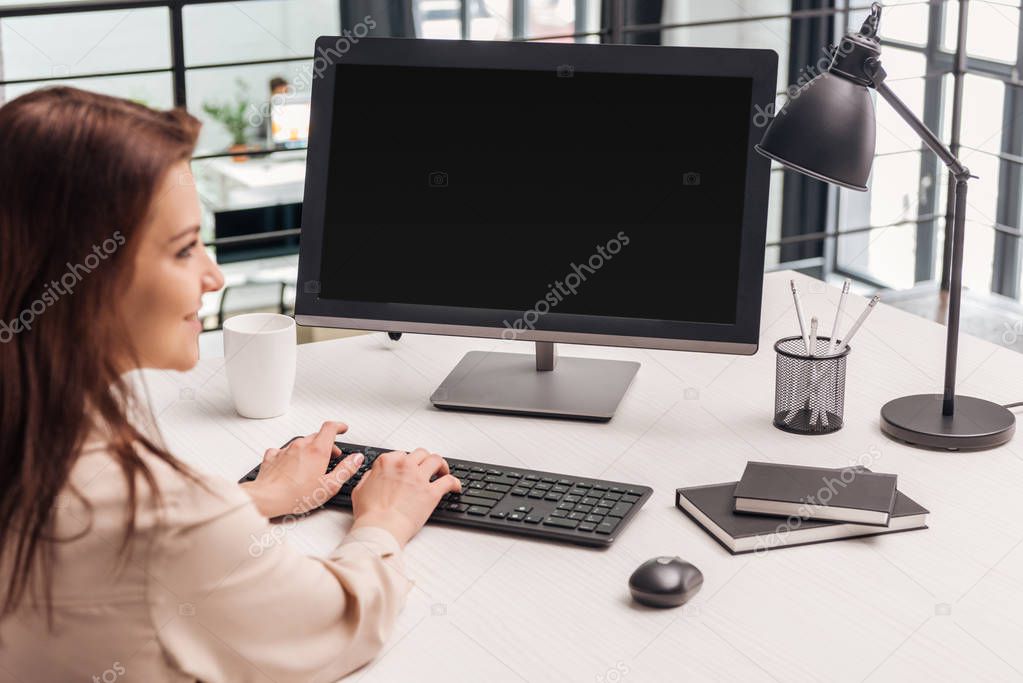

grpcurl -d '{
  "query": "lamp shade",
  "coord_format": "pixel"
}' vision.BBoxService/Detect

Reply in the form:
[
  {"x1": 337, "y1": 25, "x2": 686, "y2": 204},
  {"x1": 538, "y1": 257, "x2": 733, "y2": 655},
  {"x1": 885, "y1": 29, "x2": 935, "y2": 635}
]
[{"x1": 754, "y1": 72, "x2": 876, "y2": 192}]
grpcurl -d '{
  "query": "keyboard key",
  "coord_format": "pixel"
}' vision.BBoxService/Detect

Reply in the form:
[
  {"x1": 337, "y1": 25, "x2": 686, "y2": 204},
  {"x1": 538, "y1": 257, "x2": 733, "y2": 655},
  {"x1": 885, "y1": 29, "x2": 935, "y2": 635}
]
[
  {"x1": 574, "y1": 482, "x2": 591, "y2": 489},
  {"x1": 610, "y1": 487, "x2": 625, "y2": 494},
  {"x1": 459, "y1": 495, "x2": 497, "y2": 508},
  {"x1": 596, "y1": 499, "x2": 614, "y2": 508},
  {"x1": 510, "y1": 487, "x2": 529, "y2": 496},
  {"x1": 545, "y1": 493, "x2": 562, "y2": 502},
  {"x1": 574, "y1": 504, "x2": 593, "y2": 514},
  {"x1": 485, "y1": 483, "x2": 512, "y2": 493},
  {"x1": 471, "y1": 467, "x2": 486, "y2": 473},
  {"x1": 485, "y1": 476, "x2": 518, "y2": 486},
  {"x1": 446, "y1": 503, "x2": 469, "y2": 512},
  {"x1": 468, "y1": 481, "x2": 486, "y2": 489},
  {"x1": 524, "y1": 514, "x2": 543, "y2": 524},
  {"x1": 487, "y1": 469, "x2": 503, "y2": 476},
  {"x1": 581, "y1": 497, "x2": 600, "y2": 506},
  {"x1": 596, "y1": 518, "x2": 620, "y2": 534},
  {"x1": 524, "y1": 475, "x2": 539, "y2": 481},
  {"x1": 578, "y1": 522, "x2": 597, "y2": 532},
  {"x1": 592, "y1": 485, "x2": 608, "y2": 492},
  {"x1": 604, "y1": 492, "x2": 622, "y2": 501},
  {"x1": 544, "y1": 517, "x2": 579, "y2": 529},
  {"x1": 468, "y1": 472, "x2": 485, "y2": 480},
  {"x1": 584, "y1": 514, "x2": 605, "y2": 523},
  {"x1": 513, "y1": 505, "x2": 532, "y2": 514},
  {"x1": 472, "y1": 489, "x2": 504, "y2": 500},
  {"x1": 622, "y1": 494, "x2": 641, "y2": 504},
  {"x1": 607, "y1": 502, "x2": 633, "y2": 518},
  {"x1": 528, "y1": 490, "x2": 545, "y2": 499},
  {"x1": 551, "y1": 509, "x2": 569, "y2": 518},
  {"x1": 507, "y1": 512, "x2": 525, "y2": 521},
  {"x1": 534, "y1": 482, "x2": 552, "y2": 491},
  {"x1": 563, "y1": 495, "x2": 581, "y2": 504},
  {"x1": 467, "y1": 506, "x2": 489, "y2": 516},
  {"x1": 556, "y1": 502, "x2": 574, "y2": 511},
  {"x1": 489, "y1": 510, "x2": 507, "y2": 519},
  {"x1": 505, "y1": 472, "x2": 522, "y2": 478},
  {"x1": 567, "y1": 511, "x2": 586, "y2": 521},
  {"x1": 552, "y1": 485, "x2": 570, "y2": 493},
  {"x1": 541, "y1": 477, "x2": 556, "y2": 484},
  {"x1": 557, "y1": 480, "x2": 572, "y2": 486}
]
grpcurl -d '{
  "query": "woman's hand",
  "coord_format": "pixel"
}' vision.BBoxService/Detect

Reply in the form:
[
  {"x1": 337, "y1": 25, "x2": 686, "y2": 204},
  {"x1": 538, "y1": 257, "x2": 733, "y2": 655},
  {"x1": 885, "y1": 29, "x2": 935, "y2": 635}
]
[
  {"x1": 241, "y1": 421, "x2": 362, "y2": 518},
  {"x1": 351, "y1": 448, "x2": 461, "y2": 547}
]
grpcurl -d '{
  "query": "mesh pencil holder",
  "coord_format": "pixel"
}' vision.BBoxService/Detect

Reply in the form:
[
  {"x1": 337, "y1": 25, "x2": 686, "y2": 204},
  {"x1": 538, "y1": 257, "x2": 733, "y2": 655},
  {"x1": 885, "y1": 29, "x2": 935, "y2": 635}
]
[{"x1": 773, "y1": 336, "x2": 850, "y2": 435}]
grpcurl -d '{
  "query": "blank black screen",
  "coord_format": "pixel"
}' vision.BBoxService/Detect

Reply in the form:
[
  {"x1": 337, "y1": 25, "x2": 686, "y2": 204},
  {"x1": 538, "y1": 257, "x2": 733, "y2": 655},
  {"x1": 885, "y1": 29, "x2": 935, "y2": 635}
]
[{"x1": 319, "y1": 63, "x2": 752, "y2": 325}]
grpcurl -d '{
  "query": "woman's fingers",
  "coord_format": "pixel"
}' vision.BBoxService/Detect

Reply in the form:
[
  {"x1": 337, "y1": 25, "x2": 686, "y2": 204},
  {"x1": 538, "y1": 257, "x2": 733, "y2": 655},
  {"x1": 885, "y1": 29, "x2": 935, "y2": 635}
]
[
  {"x1": 408, "y1": 447, "x2": 432, "y2": 465},
  {"x1": 310, "y1": 420, "x2": 348, "y2": 456},
  {"x1": 430, "y1": 473, "x2": 462, "y2": 496},
  {"x1": 418, "y1": 453, "x2": 450, "y2": 478},
  {"x1": 323, "y1": 452, "x2": 364, "y2": 491}
]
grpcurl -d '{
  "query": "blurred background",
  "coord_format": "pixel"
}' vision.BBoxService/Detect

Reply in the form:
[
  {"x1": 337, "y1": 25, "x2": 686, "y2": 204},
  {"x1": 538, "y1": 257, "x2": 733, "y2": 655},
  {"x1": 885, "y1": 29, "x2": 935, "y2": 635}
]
[{"x1": 2, "y1": 0, "x2": 1021, "y2": 352}]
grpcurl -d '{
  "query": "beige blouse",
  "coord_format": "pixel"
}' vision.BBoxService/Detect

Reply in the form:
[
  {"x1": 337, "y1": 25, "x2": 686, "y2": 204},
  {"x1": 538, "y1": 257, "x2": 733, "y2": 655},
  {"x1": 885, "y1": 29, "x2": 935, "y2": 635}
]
[{"x1": 0, "y1": 443, "x2": 411, "y2": 682}]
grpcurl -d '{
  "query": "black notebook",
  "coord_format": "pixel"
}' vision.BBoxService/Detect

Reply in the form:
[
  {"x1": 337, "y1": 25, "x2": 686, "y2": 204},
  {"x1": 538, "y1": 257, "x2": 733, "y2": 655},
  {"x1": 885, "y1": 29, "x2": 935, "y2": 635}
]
[
  {"x1": 676, "y1": 481, "x2": 928, "y2": 555},
  {"x1": 733, "y1": 461, "x2": 898, "y2": 526}
]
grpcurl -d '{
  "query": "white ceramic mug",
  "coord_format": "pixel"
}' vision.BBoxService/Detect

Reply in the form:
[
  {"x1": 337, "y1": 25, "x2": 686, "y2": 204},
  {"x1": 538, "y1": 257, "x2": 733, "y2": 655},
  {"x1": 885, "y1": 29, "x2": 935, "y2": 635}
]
[{"x1": 223, "y1": 313, "x2": 296, "y2": 419}]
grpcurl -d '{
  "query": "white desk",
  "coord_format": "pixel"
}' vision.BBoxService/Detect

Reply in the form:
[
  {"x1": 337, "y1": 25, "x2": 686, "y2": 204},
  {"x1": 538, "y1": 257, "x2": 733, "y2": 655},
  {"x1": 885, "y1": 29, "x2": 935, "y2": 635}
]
[
  {"x1": 147, "y1": 270, "x2": 1023, "y2": 682},
  {"x1": 202, "y1": 156, "x2": 306, "y2": 211}
]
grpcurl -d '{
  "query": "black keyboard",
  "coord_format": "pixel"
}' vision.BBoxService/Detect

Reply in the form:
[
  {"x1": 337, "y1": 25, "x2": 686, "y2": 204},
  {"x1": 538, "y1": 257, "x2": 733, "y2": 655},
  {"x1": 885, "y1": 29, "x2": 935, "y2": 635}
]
[{"x1": 239, "y1": 439, "x2": 652, "y2": 547}]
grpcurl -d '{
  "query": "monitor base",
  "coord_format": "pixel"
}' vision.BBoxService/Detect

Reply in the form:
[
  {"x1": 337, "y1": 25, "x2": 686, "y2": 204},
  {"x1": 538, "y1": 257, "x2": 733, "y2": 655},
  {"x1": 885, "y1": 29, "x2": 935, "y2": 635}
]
[
  {"x1": 430, "y1": 348, "x2": 639, "y2": 421},
  {"x1": 880, "y1": 394, "x2": 1015, "y2": 450}
]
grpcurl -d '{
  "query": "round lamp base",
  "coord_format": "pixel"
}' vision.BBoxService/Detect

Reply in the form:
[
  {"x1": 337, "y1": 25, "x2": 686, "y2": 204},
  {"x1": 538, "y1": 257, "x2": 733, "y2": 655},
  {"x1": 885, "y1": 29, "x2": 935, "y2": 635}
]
[{"x1": 880, "y1": 394, "x2": 1015, "y2": 451}]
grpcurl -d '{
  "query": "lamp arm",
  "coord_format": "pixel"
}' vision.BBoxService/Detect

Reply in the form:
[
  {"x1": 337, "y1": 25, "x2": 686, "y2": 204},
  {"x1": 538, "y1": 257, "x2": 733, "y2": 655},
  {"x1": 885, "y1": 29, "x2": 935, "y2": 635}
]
[
  {"x1": 867, "y1": 60, "x2": 971, "y2": 180},
  {"x1": 867, "y1": 59, "x2": 967, "y2": 416}
]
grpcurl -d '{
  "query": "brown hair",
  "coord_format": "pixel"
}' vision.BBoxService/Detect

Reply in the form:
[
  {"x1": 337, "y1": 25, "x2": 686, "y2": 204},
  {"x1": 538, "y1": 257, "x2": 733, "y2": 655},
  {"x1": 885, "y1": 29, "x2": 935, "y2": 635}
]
[{"x1": 0, "y1": 87, "x2": 201, "y2": 620}]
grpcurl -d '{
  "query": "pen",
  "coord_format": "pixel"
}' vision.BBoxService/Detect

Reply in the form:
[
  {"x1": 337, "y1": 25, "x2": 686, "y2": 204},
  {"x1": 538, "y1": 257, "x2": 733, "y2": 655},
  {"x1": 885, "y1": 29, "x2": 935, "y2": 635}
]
[
  {"x1": 807, "y1": 316, "x2": 820, "y2": 427},
  {"x1": 791, "y1": 280, "x2": 810, "y2": 354},
  {"x1": 828, "y1": 279, "x2": 850, "y2": 355},
  {"x1": 837, "y1": 294, "x2": 880, "y2": 351}
]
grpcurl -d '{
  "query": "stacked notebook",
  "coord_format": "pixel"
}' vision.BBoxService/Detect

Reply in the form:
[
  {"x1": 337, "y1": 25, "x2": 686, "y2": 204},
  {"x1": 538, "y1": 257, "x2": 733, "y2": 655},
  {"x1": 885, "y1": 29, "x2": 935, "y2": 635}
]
[{"x1": 676, "y1": 462, "x2": 928, "y2": 555}]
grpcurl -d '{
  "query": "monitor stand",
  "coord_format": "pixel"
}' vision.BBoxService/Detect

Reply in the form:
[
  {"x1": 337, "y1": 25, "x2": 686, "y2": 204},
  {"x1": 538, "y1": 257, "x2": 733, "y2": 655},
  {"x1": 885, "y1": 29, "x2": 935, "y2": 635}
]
[{"x1": 429, "y1": 342, "x2": 640, "y2": 421}]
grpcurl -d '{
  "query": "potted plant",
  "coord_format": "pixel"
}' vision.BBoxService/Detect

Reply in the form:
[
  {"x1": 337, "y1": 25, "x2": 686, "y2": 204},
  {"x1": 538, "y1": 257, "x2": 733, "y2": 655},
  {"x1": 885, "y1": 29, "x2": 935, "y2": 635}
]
[{"x1": 202, "y1": 79, "x2": 253, "y2": 161}]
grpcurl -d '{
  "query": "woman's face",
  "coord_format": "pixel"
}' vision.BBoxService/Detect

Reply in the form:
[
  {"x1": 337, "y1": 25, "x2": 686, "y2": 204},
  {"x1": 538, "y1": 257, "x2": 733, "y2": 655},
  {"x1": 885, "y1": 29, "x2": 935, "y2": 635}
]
[{"x1": 122, "y1": 160, "x2": 224, "y2": 371}]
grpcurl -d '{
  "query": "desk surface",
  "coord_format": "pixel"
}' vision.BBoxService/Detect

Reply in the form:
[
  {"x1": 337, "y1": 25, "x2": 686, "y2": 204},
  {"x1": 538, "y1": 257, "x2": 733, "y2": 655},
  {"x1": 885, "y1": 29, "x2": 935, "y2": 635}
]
[{"x1": 149, "y1": 271, "x2": 1023, "y2": 683}]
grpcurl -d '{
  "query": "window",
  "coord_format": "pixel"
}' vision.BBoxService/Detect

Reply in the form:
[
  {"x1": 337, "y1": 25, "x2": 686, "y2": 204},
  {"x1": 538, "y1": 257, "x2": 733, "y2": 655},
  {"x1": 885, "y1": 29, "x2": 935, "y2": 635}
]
[{"x1": 3, "y1": 0, "x2": 1022, "y2": 306}]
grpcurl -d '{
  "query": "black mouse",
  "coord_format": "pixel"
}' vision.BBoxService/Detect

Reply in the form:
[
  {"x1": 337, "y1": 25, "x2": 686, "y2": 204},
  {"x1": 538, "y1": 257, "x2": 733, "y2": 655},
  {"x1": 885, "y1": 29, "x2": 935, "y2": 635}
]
[{"x1": 628, "y1": 556, "x2": 703, "y2": 608}]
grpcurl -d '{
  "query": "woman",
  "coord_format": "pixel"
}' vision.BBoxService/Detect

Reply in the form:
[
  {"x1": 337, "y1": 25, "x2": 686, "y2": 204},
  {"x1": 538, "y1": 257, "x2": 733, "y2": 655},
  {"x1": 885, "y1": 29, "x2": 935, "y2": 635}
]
[{"x1": 0, "y1": 87, "x2": 460, "y2": 681}]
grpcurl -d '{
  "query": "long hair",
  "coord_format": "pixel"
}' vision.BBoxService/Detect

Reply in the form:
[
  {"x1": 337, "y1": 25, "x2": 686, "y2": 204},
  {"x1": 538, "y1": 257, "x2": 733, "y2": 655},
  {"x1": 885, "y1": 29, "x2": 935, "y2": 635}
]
[{"x1": 0, "y1": 87, "x2": 201, "y2": 620}]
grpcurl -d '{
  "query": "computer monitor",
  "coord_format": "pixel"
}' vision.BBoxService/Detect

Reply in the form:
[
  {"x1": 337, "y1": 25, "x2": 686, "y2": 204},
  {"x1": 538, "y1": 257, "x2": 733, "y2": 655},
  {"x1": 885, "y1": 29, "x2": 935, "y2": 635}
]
[
  {"x1": 269, "y1": 95, "x2": 311, "y2": 148},
  {"x1": 297, "y1": 37, "x2": 777, "y2": 420}
]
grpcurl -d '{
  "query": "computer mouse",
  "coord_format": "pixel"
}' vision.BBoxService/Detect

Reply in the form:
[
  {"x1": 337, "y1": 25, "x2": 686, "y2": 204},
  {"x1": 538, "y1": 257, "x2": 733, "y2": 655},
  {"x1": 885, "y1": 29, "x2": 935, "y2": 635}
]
[{"x1": 628, "y1": 556, "x2": 703, "y2": 608}]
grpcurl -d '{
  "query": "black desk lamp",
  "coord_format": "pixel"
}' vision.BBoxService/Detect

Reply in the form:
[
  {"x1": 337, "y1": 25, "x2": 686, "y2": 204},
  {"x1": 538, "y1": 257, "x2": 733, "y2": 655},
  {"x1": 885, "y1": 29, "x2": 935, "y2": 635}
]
[{"x1": 755, "y1": 2, "x2": 1015, "y2": 450}]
